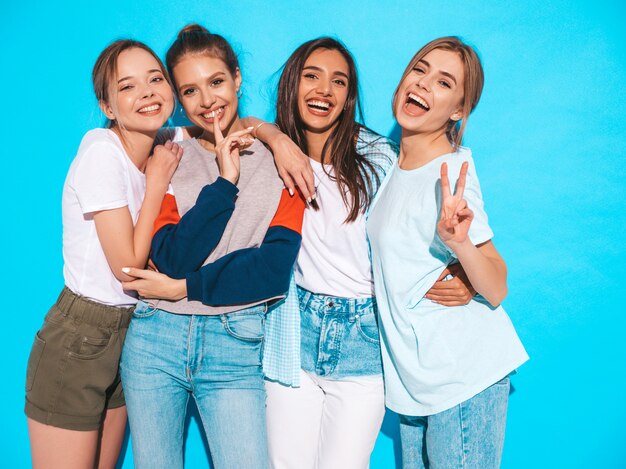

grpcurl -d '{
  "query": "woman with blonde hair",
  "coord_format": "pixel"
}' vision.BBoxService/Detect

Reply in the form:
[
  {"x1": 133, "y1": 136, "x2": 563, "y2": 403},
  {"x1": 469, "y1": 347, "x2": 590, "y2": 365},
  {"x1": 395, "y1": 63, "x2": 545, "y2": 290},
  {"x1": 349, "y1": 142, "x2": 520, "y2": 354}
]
[{"x1": 367, "y1": 37, "x2": 529, "y2": 468}]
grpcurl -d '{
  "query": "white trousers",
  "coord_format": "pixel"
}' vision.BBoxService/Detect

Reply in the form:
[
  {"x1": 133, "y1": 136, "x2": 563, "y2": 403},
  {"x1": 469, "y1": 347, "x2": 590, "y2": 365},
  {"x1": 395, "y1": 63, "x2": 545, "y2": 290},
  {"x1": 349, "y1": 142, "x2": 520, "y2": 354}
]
[{"x1": 266, "y1": 369, "x2": 385, "y2": 469}]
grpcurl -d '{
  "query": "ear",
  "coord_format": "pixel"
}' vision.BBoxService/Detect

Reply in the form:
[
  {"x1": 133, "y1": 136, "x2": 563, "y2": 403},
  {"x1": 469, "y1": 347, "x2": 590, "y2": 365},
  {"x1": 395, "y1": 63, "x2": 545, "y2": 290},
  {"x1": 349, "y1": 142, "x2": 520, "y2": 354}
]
[
  {"x1": 234, "y1": 67, "x2": 242, "y2": 92},
  {"x1": 99, "y1": 100, "x2": 116, "y2": 121},
  {"x1": 450, "y1": 109, "x2": 463, "y2": 122}
]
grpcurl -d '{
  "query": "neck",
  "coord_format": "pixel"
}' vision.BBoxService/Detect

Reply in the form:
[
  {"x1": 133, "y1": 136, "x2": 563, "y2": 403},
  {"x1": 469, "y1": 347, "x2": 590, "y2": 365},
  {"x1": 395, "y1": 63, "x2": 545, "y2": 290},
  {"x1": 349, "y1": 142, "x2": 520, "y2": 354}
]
[
  {"x1": 112, "y1": 127, "x2": 158, "y2": 172},
  {"x1": 398, "y1": 128, "x2": 454, "y2": 170},
  {"x1": 198, "y1": 117, "x2": 244, "y2": 153},
  {"x1": 305, "y1": 127, "x2": 334, "y2": 163}
]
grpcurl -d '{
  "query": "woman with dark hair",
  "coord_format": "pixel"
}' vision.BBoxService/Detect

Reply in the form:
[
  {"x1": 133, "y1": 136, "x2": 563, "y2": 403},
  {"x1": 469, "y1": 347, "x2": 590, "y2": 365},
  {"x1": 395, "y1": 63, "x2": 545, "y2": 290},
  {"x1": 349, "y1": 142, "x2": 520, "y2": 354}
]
[
  {"x1": 263, "y1": 37, "x2": 475, "y2": 469},
  {"x1": 119, "y1": 24, "x2": 305, "y2": 469}
]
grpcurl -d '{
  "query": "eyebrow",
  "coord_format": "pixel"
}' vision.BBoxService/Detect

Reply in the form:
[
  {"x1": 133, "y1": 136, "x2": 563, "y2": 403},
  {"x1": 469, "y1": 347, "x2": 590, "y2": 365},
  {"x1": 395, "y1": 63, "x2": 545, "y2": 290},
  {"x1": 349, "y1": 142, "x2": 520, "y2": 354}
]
[
  {"x1": 303, "y1": 65, "x2": 349, "y2": 79},
  {"x1": 177, "y1": 71, "x2": 227, "y2": 91},
  {"x1": 117, "y1": 69, "x2": 163, "y2": 83},
  {"x1": 419, "y1": 59, "x2": 457, "y2": 84}
]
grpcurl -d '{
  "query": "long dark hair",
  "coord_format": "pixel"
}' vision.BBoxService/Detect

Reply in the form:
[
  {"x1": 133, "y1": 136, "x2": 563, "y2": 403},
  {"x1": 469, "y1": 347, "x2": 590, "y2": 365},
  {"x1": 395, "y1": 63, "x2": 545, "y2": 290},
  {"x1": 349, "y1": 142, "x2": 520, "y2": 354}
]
[{"x1": 276, "y1": 37, "x2": 380, "y2": 223}]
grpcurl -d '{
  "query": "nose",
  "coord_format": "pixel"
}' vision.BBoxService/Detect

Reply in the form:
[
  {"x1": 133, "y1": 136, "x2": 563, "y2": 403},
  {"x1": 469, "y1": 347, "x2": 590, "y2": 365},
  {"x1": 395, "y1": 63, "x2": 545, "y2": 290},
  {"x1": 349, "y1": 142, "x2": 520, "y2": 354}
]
[
  {"x1": 141, "y1": 84, "x2": 155, "y2": 99},
  {"x1": 316, "y1": 78, "x2": 332, "y2": 96},
  {"x1": 199, "y1": 89, "x2": 216, "y2": 108},
  {"x1": 417, "y1": 76, "x2": 431, "y2": 92}
]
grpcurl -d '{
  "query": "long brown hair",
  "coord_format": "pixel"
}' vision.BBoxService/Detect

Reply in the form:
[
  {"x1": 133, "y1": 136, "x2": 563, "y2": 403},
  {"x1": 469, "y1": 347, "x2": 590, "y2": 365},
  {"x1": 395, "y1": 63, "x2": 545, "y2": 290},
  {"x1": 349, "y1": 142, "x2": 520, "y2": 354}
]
[
  {"x1": 92, "y1": 39, "x2": 172, "y2": 128},
  {"x1": 276, "y1": 37, "x2": 381, "y2": 223},
  {"x1": 392, "y1": 36, "x2": 484, "y2": 148}
]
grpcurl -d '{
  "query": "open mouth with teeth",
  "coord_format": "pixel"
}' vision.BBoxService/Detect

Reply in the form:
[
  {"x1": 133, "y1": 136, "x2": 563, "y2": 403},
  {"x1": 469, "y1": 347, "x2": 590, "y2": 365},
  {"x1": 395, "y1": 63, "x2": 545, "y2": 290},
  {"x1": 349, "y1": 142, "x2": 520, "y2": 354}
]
[
  {"x1": 137, "y1": 103, "x2": 162, "y2": 115},
  {"x1": 306, "y1": 99, "x2": 333, "y2": 115},
  {"x1": 405, "y1": 92, "x2": 430, "y2": 113},
  {"x1": 200, "y1": 106, "x2": 225, "y2": 121}
]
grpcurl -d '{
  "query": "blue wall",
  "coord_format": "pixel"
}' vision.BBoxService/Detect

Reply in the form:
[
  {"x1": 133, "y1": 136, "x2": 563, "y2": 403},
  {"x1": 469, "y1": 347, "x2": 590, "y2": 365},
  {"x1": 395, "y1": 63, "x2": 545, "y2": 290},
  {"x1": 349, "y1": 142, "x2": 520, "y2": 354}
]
[{"x1": 2, "y1": 1, "x2": 625, "y2": 467}]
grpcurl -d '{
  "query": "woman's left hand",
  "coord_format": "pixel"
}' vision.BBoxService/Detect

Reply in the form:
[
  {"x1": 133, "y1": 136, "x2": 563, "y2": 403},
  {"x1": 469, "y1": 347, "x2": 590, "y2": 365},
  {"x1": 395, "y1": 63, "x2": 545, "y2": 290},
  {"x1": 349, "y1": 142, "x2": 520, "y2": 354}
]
[
  {"x1": 121, "y1": 267, "x2": 187, "y2": 300},
  {"x1": 437, "y1": 161, "x2": 474, "y2": 247},
  {"x1": 271, "y1": 134, "x2": 316, "y2": 202}
]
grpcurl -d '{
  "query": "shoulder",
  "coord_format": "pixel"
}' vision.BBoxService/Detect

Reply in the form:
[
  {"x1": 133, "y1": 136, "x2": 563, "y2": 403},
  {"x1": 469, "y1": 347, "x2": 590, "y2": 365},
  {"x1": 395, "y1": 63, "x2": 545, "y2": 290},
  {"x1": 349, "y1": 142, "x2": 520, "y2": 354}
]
[
  {"x1": 447, "y1": 147, "x2": 479, "y2": 176},
  {"x1": 74, "y1": 128, "x2": 126, "y2": 165}
]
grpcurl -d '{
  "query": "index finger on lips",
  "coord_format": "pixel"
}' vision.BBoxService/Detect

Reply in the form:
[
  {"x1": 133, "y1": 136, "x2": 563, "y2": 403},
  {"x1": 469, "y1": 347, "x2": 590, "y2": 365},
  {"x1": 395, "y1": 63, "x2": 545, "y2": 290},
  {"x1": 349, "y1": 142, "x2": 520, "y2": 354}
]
[{"x1": 213, "y1": 113, "x2": 224, "y2": 143}]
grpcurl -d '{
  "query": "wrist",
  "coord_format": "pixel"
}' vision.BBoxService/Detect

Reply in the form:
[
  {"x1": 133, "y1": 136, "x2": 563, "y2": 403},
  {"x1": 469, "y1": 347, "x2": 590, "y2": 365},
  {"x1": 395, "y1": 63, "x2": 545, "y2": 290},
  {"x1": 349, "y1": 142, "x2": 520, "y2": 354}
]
[
  {"x1": 445, "y1": 237, "x2": 473, "y2": 254},
  {"x1": 264, "y1": 127, "x2": 287, "y2": 147},
  {"x1": 173, "y1": 279, "x2": 187, "y2": 300}
]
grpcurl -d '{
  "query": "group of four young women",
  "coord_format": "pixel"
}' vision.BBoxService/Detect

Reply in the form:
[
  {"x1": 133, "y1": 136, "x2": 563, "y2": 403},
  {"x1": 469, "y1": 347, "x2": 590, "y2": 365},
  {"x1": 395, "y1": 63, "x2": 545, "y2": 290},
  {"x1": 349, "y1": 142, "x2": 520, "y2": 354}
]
[{"x1": 25, "y1": 22, "x2": 528, "y2": 469}]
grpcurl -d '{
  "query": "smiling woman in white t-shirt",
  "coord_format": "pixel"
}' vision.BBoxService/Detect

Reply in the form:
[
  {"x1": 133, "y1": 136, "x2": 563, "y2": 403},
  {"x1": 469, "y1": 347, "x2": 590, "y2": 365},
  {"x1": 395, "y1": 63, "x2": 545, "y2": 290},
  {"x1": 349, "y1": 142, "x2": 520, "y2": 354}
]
[{"x1": 24, "y1": 40, "x2": 181, "y2": 469}]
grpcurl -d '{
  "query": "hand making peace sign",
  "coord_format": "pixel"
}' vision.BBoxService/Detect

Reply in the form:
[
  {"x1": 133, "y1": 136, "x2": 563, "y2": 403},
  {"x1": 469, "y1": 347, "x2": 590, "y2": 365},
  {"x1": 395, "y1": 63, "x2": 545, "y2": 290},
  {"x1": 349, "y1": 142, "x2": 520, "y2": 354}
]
[
  {"x1": 213, "y1": 113, "x2": 254, "y2": 185},
  {"x1": 437, "y1": 161, "x2": 474, "y2": 247}
]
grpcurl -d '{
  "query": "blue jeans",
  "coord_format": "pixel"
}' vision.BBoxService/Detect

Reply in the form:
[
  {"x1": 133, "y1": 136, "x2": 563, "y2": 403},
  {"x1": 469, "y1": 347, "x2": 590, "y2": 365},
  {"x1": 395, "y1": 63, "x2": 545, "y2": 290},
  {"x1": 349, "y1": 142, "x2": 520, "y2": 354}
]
[
  {"x1": 120, "y1": 302, "x2": 268, "y2": 469},
  {"x1": 399, "y1": 376, "x2": 510, "y2": 469},
  {"x1": 299, "y1": 287, "x2": 382, "y2": 378}
]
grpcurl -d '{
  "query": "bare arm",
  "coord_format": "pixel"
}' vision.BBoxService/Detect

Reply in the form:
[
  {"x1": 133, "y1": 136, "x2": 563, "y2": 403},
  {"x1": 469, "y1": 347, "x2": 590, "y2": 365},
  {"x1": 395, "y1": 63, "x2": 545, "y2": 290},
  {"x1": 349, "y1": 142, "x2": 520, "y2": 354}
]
[
  {"x1": 94, "y1": 142, "x2": 182, "y2": 283},
  {"x1": 437, "y1": 162, "x2": 507, "y2": 306},
  {"x1": 241, "y1": 116, "x2": 315, "y2": 202}
]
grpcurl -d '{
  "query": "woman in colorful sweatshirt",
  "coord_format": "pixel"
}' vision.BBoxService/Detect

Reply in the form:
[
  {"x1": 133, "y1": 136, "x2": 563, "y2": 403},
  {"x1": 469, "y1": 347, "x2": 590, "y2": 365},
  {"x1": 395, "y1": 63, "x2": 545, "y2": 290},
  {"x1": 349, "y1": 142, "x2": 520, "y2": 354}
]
[{"x1": 119, "y1": 25, "x2": 304, "y2": 469}]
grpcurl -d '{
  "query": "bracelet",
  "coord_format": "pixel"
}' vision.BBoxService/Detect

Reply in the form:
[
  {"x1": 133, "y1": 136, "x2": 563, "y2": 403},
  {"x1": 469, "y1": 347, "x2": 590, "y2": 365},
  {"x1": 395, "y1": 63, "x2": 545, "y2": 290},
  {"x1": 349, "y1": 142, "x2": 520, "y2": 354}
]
[{"x1": 253, "y1": 121, "x2": 280, "y2": 138}]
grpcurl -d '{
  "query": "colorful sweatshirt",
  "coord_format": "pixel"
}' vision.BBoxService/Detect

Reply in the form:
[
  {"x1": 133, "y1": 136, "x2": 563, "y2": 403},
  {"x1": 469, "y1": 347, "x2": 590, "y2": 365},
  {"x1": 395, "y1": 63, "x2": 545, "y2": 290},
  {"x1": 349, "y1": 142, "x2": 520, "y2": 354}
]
[{"x1": 150, "y1": 138, "x2": 304, "y2": 315}]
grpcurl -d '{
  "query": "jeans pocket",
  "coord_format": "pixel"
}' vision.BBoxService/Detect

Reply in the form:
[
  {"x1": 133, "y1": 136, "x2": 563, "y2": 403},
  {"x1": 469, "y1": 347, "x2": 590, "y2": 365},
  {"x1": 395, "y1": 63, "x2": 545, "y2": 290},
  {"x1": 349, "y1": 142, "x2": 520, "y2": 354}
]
[
  {"x1": 132, "y1": 301, "x2": 158, "y2": 319},
  {"x1": 356, "y1": 311, "x2": 380, "y2": 344},
  {"x1": 25, "y1": 333, "x2": 46, "y2": 392},
  {"x1": 222, "y1": 311, "x2": 264, "y2": 342}
]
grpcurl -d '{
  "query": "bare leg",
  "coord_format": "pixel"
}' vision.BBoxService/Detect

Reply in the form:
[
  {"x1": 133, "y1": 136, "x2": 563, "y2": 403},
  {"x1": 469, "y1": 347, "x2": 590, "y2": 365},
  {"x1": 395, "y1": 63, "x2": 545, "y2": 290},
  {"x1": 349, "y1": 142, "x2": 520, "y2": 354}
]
[
  {"x1": 28, "y1": 418, "x2": 99, "y2": 469},
  {"x1": 96, "y1": 406, "x2": 128, "y2": 469}
]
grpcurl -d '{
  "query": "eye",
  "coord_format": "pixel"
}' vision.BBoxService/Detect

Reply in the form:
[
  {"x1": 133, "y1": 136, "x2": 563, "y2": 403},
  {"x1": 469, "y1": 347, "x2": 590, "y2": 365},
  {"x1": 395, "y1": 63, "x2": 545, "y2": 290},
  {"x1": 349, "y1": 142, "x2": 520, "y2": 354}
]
[
  {"x1": 119, "y1": 84, "x2": 133, "y2": 92},
  {"x1": 413, "y1": 66, "x2": 425, "y2": 74},
  {"x1": 182, "y1": 87, "x2": 196, "y2": 96},
  {"x1": 303, "y1": 73, "x2": 318, "y2": 80},
  {"x1": 150, "y1": 75, "x2": 164, "y2": 84},
  {"x1": 332, "y1": 78, "x2": 347, "y2": 87},
  {"x1": 211, "y1": 79, "x2": 224, "y2": 87},
  {"x1": 439, "y1": 80, "x2": 451, "y2": 89}
]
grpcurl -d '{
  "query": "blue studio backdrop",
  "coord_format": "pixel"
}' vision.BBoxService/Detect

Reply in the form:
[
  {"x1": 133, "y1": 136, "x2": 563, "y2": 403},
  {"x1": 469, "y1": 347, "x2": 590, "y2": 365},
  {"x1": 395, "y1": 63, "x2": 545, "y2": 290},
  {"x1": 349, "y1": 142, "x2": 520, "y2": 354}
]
[{"x1": 2, "y1": 1, "x2": 625, "y2": 467}]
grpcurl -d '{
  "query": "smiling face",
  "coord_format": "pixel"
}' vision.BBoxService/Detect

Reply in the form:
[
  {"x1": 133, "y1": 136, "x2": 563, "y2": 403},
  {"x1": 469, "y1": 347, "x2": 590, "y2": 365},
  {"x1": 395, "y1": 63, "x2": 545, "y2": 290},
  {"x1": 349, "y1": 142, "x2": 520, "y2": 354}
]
[
  {"x1": 394, "y1": 48, "x2": 465, "y2": 137},
  {"x1": 100, "y1": 47, "x2": 174, "y2": 133},
  {"x1": 173, "y1": 55, "x2": 242, "y2": 139},
  {"x1": 297, "y1": 48, "x2": 350, "y2": 137}
]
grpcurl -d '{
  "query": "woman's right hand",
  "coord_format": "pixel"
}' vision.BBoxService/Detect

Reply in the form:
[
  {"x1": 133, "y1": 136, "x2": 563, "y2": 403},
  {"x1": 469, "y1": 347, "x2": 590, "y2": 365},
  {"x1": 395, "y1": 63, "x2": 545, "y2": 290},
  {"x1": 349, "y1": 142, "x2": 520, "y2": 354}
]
[
  {"x1": 214, "y1": 115, "x2": 253, "y2": 185},
  {"x1": 145, "y1": 140, "x2": 183, "y2": 192}
]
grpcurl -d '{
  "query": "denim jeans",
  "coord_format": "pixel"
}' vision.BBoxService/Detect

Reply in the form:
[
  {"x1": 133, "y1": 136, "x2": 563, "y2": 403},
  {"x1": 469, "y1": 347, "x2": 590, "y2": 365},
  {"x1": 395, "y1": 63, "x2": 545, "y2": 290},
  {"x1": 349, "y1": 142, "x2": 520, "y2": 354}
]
[
  {"x1": 299, "y1": 287, "x2": 382, "y2": 378},
  {"x1": 120, "y1": 301, "x2": 268, "y2": 469},
  {"x1": 399, "y1": 376, "x2": 510, "y2": 469}
]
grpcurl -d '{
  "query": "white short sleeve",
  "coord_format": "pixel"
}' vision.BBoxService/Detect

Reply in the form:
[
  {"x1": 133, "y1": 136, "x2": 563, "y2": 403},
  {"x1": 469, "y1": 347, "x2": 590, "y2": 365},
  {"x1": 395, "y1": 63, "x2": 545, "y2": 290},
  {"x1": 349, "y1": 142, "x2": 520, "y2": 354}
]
[
  {"x1": 464, "y1": 158, "x2": 494, "y2": 246},
  {"x1": 72, "y1": 142, "x2": 129, "y2": 214}
]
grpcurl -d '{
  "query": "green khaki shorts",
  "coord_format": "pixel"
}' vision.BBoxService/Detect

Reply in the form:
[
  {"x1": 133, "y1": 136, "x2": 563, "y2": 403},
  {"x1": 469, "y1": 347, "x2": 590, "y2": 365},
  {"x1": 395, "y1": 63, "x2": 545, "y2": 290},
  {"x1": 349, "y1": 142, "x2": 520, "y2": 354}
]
[{"x1": 25, "y1": 287, "x2": 133, "y2": 431}]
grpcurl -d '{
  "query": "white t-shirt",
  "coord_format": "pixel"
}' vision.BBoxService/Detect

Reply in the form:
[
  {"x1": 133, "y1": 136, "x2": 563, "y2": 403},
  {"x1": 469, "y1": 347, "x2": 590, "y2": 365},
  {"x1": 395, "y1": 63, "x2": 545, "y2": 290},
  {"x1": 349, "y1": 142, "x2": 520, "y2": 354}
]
[
  {"x1": 295, "y1": 159, "x2": 374, "y2": 298},
  {"x1": 367, "y1": 148, "x2": 529, "y2": 416},
  {"x1": 62, "y1": 128, "x2": 146, "y2": 306}
]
